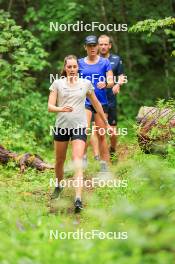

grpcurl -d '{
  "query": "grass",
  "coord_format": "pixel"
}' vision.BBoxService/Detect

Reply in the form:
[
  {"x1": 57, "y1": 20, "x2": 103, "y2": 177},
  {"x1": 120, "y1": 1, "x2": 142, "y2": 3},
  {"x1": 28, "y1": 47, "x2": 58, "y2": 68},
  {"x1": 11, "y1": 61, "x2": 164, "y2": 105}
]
[{"x1": 0, "y1": 123, "x2": 175, "y2": 264}]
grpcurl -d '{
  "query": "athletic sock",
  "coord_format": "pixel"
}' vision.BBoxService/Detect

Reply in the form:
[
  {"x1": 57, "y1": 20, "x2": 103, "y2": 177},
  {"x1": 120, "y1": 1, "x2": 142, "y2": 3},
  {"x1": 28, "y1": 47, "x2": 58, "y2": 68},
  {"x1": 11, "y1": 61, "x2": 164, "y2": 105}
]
[
  {"x1": 82, "y1": 155, "x2": 88, "y2": 168},
  {"x1": 75, "y1": 197, "x2": 81, "y2": 202}
]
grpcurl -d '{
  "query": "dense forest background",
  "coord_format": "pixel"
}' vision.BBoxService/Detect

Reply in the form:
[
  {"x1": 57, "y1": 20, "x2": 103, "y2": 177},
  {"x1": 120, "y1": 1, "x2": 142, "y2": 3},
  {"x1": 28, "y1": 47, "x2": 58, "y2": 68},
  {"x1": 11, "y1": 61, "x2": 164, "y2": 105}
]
[{"x1": 0, "y1": 0, "x2": 175, "y2": 146}]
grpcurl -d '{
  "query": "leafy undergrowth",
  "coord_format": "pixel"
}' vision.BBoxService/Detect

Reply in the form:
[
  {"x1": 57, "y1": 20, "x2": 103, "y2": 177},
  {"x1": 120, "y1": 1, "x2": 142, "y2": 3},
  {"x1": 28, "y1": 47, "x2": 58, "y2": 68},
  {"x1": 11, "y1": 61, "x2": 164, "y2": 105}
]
[{"x1": 0, "y1": 136, "x2": 175, "y2": 264}]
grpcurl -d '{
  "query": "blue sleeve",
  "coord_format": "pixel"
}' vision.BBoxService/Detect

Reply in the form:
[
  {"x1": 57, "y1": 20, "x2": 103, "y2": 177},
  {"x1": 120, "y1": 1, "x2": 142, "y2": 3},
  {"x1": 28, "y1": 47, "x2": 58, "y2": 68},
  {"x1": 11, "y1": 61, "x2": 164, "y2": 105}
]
[{"x1": 105, "y1": 58, "x2": 112, "y2": 72}]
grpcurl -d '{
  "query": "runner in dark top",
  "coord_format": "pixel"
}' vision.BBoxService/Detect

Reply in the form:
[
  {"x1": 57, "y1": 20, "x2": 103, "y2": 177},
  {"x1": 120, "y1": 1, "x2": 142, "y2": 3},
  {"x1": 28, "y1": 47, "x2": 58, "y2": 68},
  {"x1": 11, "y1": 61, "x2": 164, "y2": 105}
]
[{"x1": 98, "y1": 34, "x2": 125, "y2": 157}]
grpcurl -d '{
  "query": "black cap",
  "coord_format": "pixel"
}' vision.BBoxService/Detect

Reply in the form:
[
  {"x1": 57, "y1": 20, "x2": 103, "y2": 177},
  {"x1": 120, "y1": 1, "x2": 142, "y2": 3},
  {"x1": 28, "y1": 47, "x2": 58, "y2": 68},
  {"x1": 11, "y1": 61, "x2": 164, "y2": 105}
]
[{"x1": 85, "y1": 35, "x2": 98, "y2": 45}]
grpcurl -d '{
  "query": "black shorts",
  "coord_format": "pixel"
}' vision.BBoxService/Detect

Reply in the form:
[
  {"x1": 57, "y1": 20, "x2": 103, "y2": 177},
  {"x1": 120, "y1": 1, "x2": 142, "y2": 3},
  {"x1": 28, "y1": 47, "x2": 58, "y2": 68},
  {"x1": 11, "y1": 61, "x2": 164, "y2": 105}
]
[
  {"x1": 53, "y1": 127, "x2": 87, "y2": 142},
  {"x1": 107, "y1": 105, "x2": 117, "y2": 126},
  {"x1": 86, "y1": 104, "x2": 108, "y2": 114}
]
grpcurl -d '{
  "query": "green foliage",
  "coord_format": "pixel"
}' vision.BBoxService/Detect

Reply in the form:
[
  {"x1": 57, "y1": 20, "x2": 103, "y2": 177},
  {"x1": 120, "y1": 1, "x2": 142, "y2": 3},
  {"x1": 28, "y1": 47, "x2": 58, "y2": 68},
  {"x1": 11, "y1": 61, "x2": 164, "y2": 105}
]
[
  {"x1": 24, "y1": 1, "x2": 84, "y2": 43},
  {"x1": 129, "y1": 17, "x2": 175, "y2": 56},
  {"x1": 0, "y1": 10, "x2": 49, "y2": 99},
  {"x1": 1, "y1": 1, "x2": 174, "y2": 117},
  {"x1": 128, "y1": 16, "x2": 175, "y2": 108},
  {"x1": 0, "y1": 143, "x2": 175, "y2": 263},
  {"x1": 0, "y1": 10, "x2": 52, "y2": 144},
  {"x1": 0, "y1": 92, "x2": 55, "y2": 146},
  {"x1": 129, "y1": 17, "x2": 175, "y2": 34}
]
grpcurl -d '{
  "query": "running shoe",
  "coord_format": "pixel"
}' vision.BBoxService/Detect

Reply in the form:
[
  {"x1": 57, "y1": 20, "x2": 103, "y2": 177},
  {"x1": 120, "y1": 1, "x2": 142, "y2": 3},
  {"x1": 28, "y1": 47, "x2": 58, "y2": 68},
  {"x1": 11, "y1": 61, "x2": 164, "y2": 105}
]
[{"x1": 74, "y1": 198, "x2": 83, "y2": 213}]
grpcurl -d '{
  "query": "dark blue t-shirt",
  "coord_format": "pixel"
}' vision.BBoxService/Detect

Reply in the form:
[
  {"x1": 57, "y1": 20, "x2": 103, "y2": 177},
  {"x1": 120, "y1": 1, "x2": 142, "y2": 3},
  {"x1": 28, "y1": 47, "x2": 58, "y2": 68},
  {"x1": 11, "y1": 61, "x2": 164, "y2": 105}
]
[
  {"x1": 106, "y1": 54, "x2": 124, "y2": 107},
  {"x1": 78, "y1": 57, "x2": 111, "y2": 106}
]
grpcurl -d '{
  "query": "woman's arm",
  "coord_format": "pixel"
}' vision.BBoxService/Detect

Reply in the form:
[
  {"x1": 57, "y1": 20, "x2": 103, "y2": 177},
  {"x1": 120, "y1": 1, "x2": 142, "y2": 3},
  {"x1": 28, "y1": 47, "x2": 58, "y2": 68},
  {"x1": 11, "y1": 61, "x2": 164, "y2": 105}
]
[
  {"x1": 97, "y1": 70, "x2": 114, "y2": 89},
  {"x1": 106, "y1": 70, "x2": 114, "y2": 88},
  {"x1": 48, "y1": 89, "x2": 73, "y2": 113},
  {"x1": 112, "y1": 74, "x2": 126, "y2": 94}
]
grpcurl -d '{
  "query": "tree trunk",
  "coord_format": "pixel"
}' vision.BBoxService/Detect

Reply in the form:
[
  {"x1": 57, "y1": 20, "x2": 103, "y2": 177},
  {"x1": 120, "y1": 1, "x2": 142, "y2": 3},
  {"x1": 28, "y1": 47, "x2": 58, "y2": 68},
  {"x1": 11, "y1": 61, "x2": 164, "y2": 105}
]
[
  {"x1": 100, "y1": 0, "x2": 118, "y2": 52},
  {"x1": 120, "y1": 0, "x2": 133, "y2": 73},
  {"x1": 0, "y1": 145, "x2": 54, "y2": 173},
  {"x1": 136, "y1": 106, "x2": 175, "y2": 154}
]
